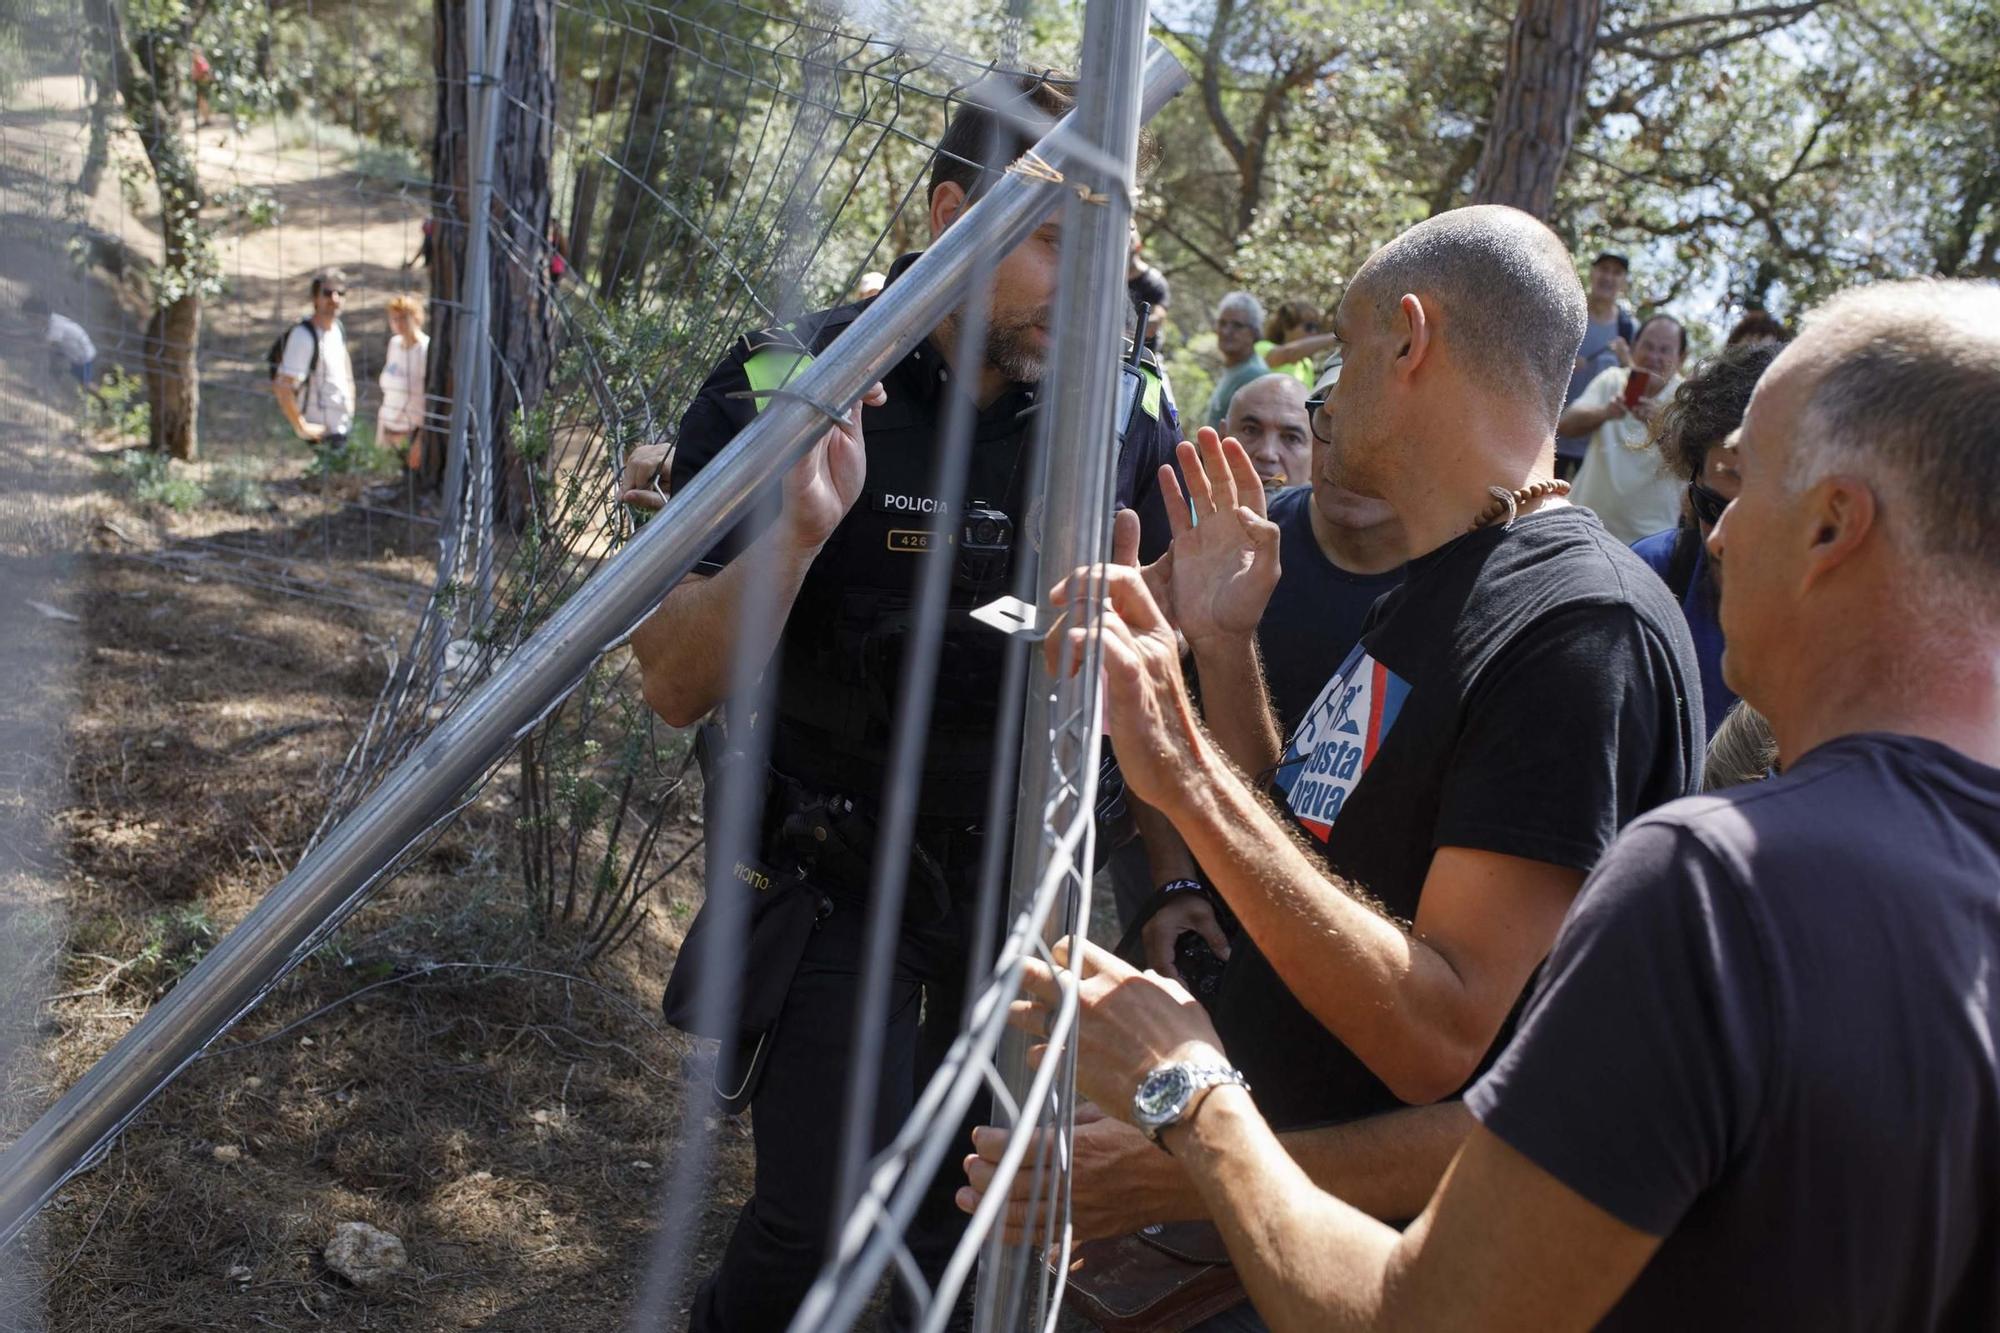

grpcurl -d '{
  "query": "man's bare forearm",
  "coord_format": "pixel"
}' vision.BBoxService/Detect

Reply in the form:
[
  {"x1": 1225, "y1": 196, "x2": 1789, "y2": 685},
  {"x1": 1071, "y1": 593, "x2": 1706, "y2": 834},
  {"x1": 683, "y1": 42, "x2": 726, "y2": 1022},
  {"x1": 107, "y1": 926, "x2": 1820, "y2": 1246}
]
[
  {"x1": 1132, "y1": 794, "x2": 1198, "y2": 887},
  {"x1": 274, "y1": 381, "x2": 307, "y2": 436},
  {"x1": 1169, "y1": 1085, "x2": 1405, "y2": 1333},
  {"x1": 1189, "y1": 632, "x2": 1282, "y2": 777},
  {"x1": 629, "y1": 535, "x2": 818, "y2": 727},
  {"x1": 1156, "y1": 744, "x2": 1492, "y2": 1103},
  {"x1": 1120, "y1": 1101, "x2": 1470, "y2": 1231}
]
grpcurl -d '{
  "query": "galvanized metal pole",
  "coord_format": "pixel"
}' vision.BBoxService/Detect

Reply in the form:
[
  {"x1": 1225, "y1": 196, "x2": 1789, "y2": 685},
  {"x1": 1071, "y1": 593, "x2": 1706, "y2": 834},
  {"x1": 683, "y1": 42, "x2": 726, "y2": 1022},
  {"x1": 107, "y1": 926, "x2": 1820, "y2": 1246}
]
[
  {"x1": 436, "y1": 0, "x2": 511, "y2": 590},
  {"x1": 975, "y1": 0, "x2": 1151, "y2": 1326},
  {"x1": 0, "y1": 41, "x2": 1188, "y2": 1250}
]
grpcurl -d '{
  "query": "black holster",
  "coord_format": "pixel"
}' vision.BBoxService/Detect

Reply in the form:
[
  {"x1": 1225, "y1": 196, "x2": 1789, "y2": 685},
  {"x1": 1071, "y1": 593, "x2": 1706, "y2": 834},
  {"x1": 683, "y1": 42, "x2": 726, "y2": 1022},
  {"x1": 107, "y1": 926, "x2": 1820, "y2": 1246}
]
[{"x1": 661, "y1": 726, "x2": 829, "y2": 1113}]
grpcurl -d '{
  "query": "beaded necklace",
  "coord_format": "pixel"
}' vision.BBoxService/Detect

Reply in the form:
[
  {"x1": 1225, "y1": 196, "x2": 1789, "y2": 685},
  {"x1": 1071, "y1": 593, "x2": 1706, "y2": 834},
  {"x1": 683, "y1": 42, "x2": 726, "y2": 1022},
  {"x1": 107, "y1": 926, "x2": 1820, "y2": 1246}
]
[{"x1": 1470, "y1": 478, "x2": 1571, "y2": 532}]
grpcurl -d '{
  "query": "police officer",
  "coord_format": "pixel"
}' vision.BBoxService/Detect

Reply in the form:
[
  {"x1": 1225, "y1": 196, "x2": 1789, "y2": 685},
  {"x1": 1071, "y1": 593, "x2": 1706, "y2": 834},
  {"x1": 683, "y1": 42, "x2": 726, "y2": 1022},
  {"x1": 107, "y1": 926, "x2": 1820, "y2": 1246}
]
[{"x1": 618, "y1": 74, "x2": 1180, "y2": 1332}]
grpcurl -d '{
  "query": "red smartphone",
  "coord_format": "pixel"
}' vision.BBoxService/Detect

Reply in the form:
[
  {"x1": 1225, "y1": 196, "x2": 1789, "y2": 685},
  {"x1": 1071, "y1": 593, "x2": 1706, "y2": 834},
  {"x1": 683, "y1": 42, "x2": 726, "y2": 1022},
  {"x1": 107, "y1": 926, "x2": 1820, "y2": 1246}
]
[{"x1": 1622, "y1": 369, "x2": 1653, "y2": 407}]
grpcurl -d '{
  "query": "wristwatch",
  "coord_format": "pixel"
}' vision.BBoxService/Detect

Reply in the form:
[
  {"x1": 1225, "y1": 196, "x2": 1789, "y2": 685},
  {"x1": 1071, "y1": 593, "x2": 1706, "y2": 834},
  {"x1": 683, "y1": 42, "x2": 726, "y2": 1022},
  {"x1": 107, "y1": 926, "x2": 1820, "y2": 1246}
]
[{"x1": 1131, "y1": 1061, "x2": 1249, "y2": 1149}]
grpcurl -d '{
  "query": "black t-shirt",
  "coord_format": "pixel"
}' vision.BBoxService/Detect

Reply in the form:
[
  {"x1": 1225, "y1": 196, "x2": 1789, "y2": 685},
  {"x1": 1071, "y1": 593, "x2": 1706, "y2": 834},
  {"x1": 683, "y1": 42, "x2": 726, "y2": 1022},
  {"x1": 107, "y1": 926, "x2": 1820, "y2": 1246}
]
[
  {"x1": 1468, "y1": 733, "x2": 2000, "y2": 1331},
  {"x1": 1257, "y1": 486, "x2": 1404, "y2": 737},
  {"x1": 1211, "y1": 505, "x2": 1704, "y2": 1129},
  {"x1": 668, "y1": 258, "x2": 1184, "y2": 821}
]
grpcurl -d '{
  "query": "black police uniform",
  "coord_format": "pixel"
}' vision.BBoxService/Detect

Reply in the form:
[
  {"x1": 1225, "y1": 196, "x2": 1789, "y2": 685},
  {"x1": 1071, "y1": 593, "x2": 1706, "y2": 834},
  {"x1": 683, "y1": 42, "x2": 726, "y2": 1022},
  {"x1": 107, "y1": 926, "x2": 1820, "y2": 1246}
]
[{"x1": 663, "y1": 254, "x2": 1181, "y2": 1332}]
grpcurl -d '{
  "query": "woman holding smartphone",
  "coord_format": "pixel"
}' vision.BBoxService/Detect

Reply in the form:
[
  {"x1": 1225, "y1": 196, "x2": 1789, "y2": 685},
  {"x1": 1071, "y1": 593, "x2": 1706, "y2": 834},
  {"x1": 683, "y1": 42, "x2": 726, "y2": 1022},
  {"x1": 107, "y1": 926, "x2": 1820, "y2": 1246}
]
[{"x1": 1561, "y1": 312, "x2": 1689, "y2": 542}]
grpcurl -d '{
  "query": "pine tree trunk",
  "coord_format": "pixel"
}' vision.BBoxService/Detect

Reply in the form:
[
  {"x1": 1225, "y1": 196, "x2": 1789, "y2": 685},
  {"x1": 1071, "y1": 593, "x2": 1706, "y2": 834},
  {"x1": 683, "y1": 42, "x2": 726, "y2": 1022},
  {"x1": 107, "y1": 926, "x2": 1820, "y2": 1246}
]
[
  {"x1": 1470, "y1": 0, "x2": 1603, "y2": 219},
  {"x1": 488, "y1": 0, "x2": 557, "y2": 531},
  {"x1": 146, "y1": 292, "x2": 201, "y2": 459},
  {"x1": 426, "y1": 0, "x2": 555, "y2": 526},
  {"x1": 423, "y1": 0, "x2": 469, "y2": 494},
  {"x1": 90, "y1": 0, "x2": 206, "y2": 459},
  {"x1": 594, "y1": 34, "x2": 676, "y2": 300},
  {"x1": 75, "y1": 27, "x2": 114, "y2": 199}
]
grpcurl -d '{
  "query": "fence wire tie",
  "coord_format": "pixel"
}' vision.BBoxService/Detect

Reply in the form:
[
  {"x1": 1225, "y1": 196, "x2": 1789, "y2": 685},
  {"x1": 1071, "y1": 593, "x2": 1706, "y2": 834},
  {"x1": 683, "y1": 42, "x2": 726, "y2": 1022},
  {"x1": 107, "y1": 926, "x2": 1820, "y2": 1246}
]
[
  {"x1": 1006, "y1": 149, "x2": 1110, "y2": 206},
  {"x1": 722, "y1": 386, "x2": 849, "y2": 427}
]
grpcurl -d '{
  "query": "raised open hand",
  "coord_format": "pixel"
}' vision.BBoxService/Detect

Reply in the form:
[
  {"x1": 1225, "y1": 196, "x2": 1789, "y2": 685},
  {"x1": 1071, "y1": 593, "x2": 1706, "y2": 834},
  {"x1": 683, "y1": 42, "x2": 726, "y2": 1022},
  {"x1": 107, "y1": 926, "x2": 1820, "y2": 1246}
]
[
  {"x1": 1153, "y1": 428, "x2": 1281, "y2": 650},
  {"x1": 1044, "y1": 561, "x2": 1202, "y2": 811}
]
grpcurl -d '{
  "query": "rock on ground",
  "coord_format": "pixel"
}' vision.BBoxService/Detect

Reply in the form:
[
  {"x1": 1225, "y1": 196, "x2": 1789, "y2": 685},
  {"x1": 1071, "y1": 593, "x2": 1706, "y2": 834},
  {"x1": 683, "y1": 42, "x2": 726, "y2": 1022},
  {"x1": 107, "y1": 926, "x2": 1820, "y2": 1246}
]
[{"x1": 323, "y1": 1221, "x2": 407, "y2": 1287}]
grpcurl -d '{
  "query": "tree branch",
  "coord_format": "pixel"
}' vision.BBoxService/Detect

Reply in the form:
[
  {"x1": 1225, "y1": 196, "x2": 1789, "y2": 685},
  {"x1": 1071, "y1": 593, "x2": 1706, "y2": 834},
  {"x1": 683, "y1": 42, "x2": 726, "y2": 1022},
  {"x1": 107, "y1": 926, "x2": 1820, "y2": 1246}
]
[{"x1": 1601, "y1": 1, "x2": 1826, "y2": 46}]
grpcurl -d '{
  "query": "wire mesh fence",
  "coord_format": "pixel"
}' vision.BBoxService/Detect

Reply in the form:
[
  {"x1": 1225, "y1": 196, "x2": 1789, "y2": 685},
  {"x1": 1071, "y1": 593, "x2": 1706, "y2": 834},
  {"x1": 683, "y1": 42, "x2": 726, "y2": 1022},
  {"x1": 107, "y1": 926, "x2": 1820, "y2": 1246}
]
[{"x1": 0, "y1": 0, "x2": 1178, "y2": 1325}]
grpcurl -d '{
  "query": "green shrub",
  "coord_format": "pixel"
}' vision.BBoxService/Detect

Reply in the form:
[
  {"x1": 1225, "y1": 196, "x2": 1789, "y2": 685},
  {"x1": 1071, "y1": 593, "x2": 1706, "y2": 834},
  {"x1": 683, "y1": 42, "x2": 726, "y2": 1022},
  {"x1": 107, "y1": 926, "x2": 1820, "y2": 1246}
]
[
  {"x1": 308, "y1": 419, "x2": 401, "y2": 477},
  {"x1": 205, "y1": 467, "x2": 272, "y2": 513},
  {"x1": 85, "y1": 366, "x2": 151, "y2": 442},
  {"x1": 104, "y1": 450, "x2": 203, "y2": 512},
  {"x1": 128, "y1": 904, "x2": 218, "y2": 998},
  {"x1": 352, "y1": 140, "x2": 424, "y2": 186}
]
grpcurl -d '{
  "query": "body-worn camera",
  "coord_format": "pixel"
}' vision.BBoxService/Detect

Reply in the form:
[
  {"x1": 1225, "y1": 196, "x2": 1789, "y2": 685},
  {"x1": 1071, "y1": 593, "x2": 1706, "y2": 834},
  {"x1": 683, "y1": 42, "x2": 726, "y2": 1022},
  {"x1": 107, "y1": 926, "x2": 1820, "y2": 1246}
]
[{"x1": 956, "y1": 501, "x2": 1013, "y2": 594}]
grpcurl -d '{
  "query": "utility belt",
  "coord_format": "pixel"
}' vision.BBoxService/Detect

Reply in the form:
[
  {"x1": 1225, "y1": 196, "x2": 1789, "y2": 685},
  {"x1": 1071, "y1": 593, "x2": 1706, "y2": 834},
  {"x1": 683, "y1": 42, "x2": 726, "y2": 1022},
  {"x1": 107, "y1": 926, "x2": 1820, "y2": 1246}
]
[
  {"x1": 758, "y1": 760, "x2": 986, "y2": 911},
  {"x1": 661, "y1": 724, "x2": 986, "y2": 1113}
]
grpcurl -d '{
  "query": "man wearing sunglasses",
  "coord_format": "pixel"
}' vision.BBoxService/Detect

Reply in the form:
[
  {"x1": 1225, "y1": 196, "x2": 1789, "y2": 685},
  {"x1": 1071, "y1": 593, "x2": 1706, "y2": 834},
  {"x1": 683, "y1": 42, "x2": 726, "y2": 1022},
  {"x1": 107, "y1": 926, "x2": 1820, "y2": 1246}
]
[
  {"x1": 274, "y1": 267, "x2": 356, "y2": 453},
  {"x1": 1631, "y1": 341, "x2": 1782, "y2": 736}
]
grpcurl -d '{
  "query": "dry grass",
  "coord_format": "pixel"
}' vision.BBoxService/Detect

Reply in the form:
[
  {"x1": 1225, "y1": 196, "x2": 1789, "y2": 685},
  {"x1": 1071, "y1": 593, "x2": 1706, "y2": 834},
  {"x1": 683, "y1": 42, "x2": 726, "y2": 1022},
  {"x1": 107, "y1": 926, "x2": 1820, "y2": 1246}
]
[{"x1": 10, "y1": 503, "x2": 750, "y2": 1332}]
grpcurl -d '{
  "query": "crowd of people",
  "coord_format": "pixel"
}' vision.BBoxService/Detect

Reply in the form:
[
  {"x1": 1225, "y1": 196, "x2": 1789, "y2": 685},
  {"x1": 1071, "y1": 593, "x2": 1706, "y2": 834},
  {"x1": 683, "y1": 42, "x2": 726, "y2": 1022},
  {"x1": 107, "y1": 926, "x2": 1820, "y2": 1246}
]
[
  {"x1": 612, "y1": 69, "x2": 1997, "y2": 1333},
  {"x1": 470, "y1": 72, "x2": 2000, "y2": 1333}
]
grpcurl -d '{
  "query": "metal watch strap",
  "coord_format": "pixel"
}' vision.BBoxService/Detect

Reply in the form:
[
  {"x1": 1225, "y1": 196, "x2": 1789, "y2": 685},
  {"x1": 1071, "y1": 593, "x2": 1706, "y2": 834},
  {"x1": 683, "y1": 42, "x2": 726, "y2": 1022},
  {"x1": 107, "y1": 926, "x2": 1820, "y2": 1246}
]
[{"x1": 1148, "y1": 1065, "x2": 1249, "y2": 1152}]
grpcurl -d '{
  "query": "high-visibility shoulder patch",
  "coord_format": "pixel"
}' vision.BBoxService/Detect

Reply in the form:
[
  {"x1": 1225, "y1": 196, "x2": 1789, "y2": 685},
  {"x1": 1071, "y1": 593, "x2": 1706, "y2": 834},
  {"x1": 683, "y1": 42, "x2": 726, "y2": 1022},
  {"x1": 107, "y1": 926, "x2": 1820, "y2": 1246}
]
[
  {"x1": 1139, "y1": 365, "x2": 1164, "y2": 421},
  {"x1": 741, "y1": 347, "x2": 814, "y2": 414}
]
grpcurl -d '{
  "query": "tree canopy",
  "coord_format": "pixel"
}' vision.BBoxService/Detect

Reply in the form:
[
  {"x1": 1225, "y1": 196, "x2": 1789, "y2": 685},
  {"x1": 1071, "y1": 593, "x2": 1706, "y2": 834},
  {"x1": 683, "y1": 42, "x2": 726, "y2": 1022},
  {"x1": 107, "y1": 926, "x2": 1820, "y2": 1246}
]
[{"x1": 1140, "y1": 0, "x2": 1998, "y2": 344}]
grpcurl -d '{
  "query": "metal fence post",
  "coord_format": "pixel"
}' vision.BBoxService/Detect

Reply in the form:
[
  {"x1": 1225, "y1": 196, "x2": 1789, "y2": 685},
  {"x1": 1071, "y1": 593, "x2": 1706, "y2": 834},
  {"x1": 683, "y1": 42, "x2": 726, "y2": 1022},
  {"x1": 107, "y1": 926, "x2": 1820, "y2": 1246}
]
[
  {"x1": 436, "y1": 0, "x2": 513, "y2": 598},
  {"x1": 975, "y1": 0, "x2": 1151, "y2": 1326}
]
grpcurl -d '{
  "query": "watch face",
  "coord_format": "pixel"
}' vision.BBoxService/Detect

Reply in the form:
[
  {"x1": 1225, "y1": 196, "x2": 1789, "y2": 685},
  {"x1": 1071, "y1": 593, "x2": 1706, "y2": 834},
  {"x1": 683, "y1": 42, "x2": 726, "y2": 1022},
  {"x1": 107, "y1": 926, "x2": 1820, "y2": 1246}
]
[{"x1": 1134, "y1": 1065, "x2": 1194, "y2": 1126}]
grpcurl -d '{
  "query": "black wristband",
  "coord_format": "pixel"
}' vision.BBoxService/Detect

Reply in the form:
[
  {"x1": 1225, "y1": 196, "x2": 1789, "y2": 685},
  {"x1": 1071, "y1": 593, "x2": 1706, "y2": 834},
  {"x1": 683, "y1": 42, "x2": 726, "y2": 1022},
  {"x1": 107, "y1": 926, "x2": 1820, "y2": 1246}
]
[{"x1": 1157, "y1": 878, "x2": 1205, "y2": 899}]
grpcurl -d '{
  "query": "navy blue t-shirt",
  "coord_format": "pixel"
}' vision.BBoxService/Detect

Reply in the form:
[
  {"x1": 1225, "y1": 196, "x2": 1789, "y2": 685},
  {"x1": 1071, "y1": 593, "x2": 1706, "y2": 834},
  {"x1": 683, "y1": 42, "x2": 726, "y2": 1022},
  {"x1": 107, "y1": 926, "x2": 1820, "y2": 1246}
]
[
  {"x1": 1257, "y1": 487, "x2": 1405, "y2": 737},
  {"x1": 1468, "y1": 733, "x2": 2000, "y2": 1330},
  {"x1": 1631, "y1": 525, "x2": 1734, "y2": 737}
]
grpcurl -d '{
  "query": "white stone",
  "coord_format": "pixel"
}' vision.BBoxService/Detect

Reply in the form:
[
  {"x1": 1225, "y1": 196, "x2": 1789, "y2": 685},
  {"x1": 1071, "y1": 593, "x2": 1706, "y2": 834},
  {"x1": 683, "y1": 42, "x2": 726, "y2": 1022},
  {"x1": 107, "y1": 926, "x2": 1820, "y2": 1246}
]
[{"x1": 323, "y1": 1221, "x2": 407, "y2": 1287}]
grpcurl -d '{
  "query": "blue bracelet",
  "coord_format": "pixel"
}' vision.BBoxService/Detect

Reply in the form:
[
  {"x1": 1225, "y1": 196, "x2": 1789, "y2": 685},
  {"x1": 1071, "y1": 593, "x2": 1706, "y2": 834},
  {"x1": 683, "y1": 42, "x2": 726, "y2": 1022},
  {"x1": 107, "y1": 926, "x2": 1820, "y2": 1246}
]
[{"x1": 1158, "y1": 878, "x2": 1206, "y2": 898}]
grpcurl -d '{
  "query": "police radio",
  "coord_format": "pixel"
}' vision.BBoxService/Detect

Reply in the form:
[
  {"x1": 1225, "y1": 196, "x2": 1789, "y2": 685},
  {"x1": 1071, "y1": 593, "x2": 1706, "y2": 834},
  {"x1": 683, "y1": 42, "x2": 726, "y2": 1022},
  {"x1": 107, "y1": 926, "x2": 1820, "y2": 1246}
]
[{"x1": 1116, "y1": 301, "x2": 1152, "y2": 447}]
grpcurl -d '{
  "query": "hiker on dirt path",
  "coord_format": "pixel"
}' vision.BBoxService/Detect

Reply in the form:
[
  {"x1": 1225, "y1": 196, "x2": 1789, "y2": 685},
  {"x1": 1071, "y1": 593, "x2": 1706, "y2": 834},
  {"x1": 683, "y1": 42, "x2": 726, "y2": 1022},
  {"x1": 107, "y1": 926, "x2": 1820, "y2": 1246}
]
[
  {"x1": 273, "y1": 268, "x2": 355, "y2": 453},
  {"x1": 25, "y1": 295, "x2": 96, "y2": 387}
]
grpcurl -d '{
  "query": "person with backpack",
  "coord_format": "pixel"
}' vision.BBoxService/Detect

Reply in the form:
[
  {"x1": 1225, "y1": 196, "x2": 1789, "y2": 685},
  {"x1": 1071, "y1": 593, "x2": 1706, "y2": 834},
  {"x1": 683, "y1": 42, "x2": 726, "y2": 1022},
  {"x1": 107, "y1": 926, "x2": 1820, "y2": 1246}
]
[
  {"x1": 1555, "y1": 251, "x2": 1638, "y2": 479},
  {"x1": 1630, "y1": 340, "x2": 1781, "y2": 738},
  {"x1": 271, "y1": 268, "x2": 355, "y2": 453}
]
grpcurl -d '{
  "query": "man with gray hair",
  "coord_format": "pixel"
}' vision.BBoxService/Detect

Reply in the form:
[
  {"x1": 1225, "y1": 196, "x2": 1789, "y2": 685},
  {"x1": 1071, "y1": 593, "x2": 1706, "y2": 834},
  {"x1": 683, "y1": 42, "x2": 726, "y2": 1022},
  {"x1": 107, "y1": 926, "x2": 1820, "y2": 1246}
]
[
  {"x1": 963, "y1": 207, "x2": 1703, "y2": 1325},
  {"x1": 1027, "y1": 277, "x2": 2000, "y2": 1328},
  {"x1": 1205, "y1": 290, "x2": 1270, "y2": 428}
]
